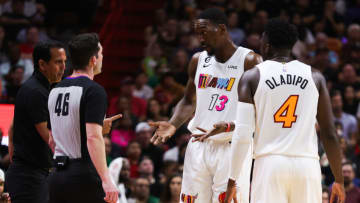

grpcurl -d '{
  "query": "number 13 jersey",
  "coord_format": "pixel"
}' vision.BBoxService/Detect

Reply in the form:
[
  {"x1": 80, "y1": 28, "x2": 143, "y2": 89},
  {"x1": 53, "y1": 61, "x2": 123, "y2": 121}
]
[
  {"x1": 188, "y1": 47, "x2": 252, "y2": 141},
  {"x1": 253, "y1": 60, "x2": 319, "y2": 159}
]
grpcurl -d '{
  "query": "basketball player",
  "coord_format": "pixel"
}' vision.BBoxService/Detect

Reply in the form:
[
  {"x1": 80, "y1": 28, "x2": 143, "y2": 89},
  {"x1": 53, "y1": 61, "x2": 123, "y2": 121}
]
[
  {"x1": 149, "y1": 8, "x2": 262, "y2": 203},
  {"x1": 220, "y1": 19, "x2": 345, "y2": 203}
]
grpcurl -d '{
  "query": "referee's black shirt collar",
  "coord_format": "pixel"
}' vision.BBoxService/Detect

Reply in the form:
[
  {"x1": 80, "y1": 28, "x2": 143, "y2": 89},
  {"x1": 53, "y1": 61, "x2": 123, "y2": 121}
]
[{"x1": 34, "y1": 71, "x2": 51, "y2": 90}]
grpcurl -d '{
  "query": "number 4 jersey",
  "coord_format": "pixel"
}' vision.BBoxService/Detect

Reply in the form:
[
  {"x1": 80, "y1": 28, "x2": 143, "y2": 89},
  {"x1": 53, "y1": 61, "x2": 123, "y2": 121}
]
[
  {"x1": 48, "y1": 76, "x2": 107, "y2": 159},
  {"x1": 253, "y1": 60, "x2": 319, "y2": 159},
  {"x1": 188, "y1": 47, "x2": 252, "y2": 141}
]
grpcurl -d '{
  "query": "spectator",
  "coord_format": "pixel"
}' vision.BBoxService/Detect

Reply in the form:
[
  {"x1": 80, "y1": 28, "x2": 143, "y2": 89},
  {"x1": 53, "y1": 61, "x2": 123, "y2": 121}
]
[
  {"x1": 127, "y1": 177, "x2": 159, "y2": 203},
  {"x1": 343, "y1": 85, "x2": 359, "y2": 116},
  {"x1": 342, "y1": 24, "x2": 360, "y2": 64},
  {"x1": 309, "y1": 32, "x2": 339, "y2": 68},
  {"x1": 0, "y1": 130, "x2": 9, "y2": 171},
  {"x1": 163, "y1": 127, "x2": 190, "y2": 162},
  {"x1": 0, "y1": 42, "x2": 33, "y2": 85},
  {"x1": 320, "y1": 0, "x2": 345, "y2": 37},
  {"x1": 142, "y1": 41, "x2": 168, "y2": 88},
  {"x1": 341, "y1": 162, "x2": 360, "y2": 202},
  {"x1": 158, "y1": 161, "x2": 178, "y2": 185},
  {"x1": 146, "y1": 99, "x2": 168, "y2": 122},
  {"x1": 133, "y1": 72, "x2": 153, "y2": 100},
  {"x1": 170, "y1": 49, "x2": 188, "y2": 86},
  {"x1": 138, "y1": 157, "x2": 156, "y2": 185},
  {"x1": 109, "y1": 157, "x2": 131, "y2": 203},
  {"x1": 0, "y1": 26, "x2": 9, "y2": 64},
  {"x1": 138, "y1": 157, "x2": 162, "y2": 197},
  {"x1": 0, "y1": 0, "x2": 31, "y2": 41},
  {"x1": 154, "y1": 73, "x2": 185, "y2": 113},
  {"x1": 158, "y1": 17, "x2": 180, "y2": 60},
  {"x1": 160, "y1": 174, "x2": 182, "y2": 203},
  {"x1": 135, "y1": 122, "x2": 164, "y2": 177},
  {"x1": 241, "y1": 33, "x2": 261, "y2": 54},
  {"x1": 110, "y1": 112, "x2": 136, "y2": 148},
  {"x1": 3, "y1": 64, "x2": 24, "y2": 104},
  {"x1": 331, "y1": 90, "x2": 358, "y2": 146},
  {"x1": 227, "y1": 10, "x2": 245, "y2": 46},
  {"x1": 0, "y1": 169, "x2": 10, "y2": 203},
  {"x1": 19, "y1": 26, "x2": 39, "y2": 59},
  {"x1": 126, "y1": 140, "x2": 142, "y2": 178},
  {"x1": 104, "y1": 135, "x2": 113, "y2": 166},
  {"x1": 108, "y1": 78, "x2": 147, "y2": 121},
  {"x1": 336, "y1": 64, "x2": 360, "y2": 97},
  {"x1": 322, "y1": 188, "x2": 330, "y2": 203}
]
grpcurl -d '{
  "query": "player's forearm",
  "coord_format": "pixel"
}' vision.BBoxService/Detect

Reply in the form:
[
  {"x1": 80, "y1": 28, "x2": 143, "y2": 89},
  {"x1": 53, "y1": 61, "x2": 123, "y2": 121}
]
[
  {"x1": 320, "y1": 130, "x2": 344, "y2": 183},
  {"x1": 87, "y1": 134, "x2": 111, "y2": 181},
  {"x1": 169, "y1": 97, "x2": 195, "y2": 129}
]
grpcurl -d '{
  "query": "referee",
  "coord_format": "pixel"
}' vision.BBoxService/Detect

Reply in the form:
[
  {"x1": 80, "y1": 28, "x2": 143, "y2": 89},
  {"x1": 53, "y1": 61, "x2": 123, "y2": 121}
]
[
  {"x1": 47, "y1": 33, "x2": 118, "y2": 203},
  {"x1": 6, "y1": 41, "x2": 66, "y2": 203}
]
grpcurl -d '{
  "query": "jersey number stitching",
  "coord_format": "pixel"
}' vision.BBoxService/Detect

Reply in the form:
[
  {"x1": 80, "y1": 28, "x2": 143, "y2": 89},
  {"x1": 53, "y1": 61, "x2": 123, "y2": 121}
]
[
  {"x1": 208, "y1": 94, "x2": 228, "y2": 111},
  {"x1": 273, "y1": 95, "x2": 299, "y2": 128},
  {"x1": 55, "y1": 93, "x2": 70, "y2": 116}
]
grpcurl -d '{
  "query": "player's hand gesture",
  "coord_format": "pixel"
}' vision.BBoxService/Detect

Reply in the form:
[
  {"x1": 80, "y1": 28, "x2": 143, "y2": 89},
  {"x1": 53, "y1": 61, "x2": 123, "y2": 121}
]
[
  {"x1": 103, "y1": 114, "x2": 122, "y2": 135},
  {"x1": 192, "y1": 121, "x2": 229, "y2": 142},
  {"x1": 330, "y1": 182, "x2": 345, "y2": 203},
  {"x1": 149, "y1": 121, "x2": 176, "y2": 145}
]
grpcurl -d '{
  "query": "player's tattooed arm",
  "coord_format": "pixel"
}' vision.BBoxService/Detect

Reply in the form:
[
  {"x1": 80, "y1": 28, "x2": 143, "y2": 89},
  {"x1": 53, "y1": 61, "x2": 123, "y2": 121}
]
[
  {"x1": 149, "y1": 53, "x2": 199, "y2": 145},
  {"x1": 244, "y1": 52, "x2": 263, "y2": 71},
  {"x1": 312, "y1": 68, "x2": 345, "y2": 202}
]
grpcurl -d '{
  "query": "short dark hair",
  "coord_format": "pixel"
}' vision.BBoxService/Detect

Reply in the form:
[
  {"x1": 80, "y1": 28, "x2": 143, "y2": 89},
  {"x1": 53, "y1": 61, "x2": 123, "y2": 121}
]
[
  {"x1": 68, "y1": 33, "x2": 100, "y2": 70},
  {"x1": 264, "y1": 18, "x2": 298, "y2": 49},
  {"x1": 197, "y1": 8, "x2": 228, "y2": 27},
  {"x1": 330, "y1": 89, "x2": 342, "y2": 98},
  {"x1": 33, "y1": 40, "x2": 64, "y2": 72},
  {"x1": 342, "y1": 161, "x2": 356, "y2": 171}
]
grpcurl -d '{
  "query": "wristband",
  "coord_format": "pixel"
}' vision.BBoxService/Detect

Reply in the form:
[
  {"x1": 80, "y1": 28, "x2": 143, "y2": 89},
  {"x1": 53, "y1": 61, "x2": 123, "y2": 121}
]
[{"x1": 225, "y1": 122, "x2": 231, "y2": 132}]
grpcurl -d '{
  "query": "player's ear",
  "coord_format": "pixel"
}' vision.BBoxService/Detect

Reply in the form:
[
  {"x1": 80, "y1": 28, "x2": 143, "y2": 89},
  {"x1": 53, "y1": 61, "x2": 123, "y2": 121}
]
[
  {"x1": 90, "y1": 55, "x2": 96, "y2": 67},
  {"x1": 265, "y1": 43, "x2": 270, "y2": 54},
  {"x1": 218, "y1": 24, "x2": 226, "y2": 34},
  {"x1": 38, "y1": 59, "x2": 46, "y2": 72}
]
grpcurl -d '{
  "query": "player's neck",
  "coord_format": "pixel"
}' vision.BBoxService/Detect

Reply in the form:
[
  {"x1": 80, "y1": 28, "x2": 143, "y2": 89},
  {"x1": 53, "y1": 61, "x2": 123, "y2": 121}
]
[
  {"x1": 269, "y1": 50, "x2": 292, "y2": 63},
  {"x1": 71, "y1": 69, "x2": 94, "y2": 80},
  {"x1": 214, "y1": 39, "x2": 237, "y2": 63}
]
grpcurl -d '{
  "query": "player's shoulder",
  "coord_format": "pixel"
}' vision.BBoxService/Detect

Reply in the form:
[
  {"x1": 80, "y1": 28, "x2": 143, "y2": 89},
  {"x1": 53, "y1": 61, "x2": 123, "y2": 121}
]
[
  {"x1": 86, "y1": 80, "x2": 106, "y2": 94},
  {"x1": 187, "y1": 51, "x2": 203, "y2": 77},
  {"x1": 241, "y1": 65, "x2": 260, "y2": 87}
]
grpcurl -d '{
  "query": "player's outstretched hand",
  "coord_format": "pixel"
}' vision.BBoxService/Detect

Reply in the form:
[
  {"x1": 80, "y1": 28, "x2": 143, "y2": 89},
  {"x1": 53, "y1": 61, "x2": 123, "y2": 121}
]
[
  {"x1": 330, "y1": 182, "x2": 345, "y2": 203},
  {"x1": 192, "y1": 121, "x2": 228, "y2": 142},
  {"x1": 149, "y1": 121, "x2": 176, "y2": 145},
  {"x1": 102, "y1": 177, "x2": 119, "y2": 203},
  {"x1": 103, "y1": 114, "x2": 122, "y2": 135}
]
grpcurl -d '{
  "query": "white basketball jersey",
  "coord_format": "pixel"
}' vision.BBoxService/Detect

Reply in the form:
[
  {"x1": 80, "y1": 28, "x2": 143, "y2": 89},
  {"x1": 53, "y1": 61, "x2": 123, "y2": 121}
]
[
  {"x1": 253, "y1": 60, "x2": 319, "y2": 159},
  {"x1": 188, "y1": 47, "x2": 252, "y2": 141}
]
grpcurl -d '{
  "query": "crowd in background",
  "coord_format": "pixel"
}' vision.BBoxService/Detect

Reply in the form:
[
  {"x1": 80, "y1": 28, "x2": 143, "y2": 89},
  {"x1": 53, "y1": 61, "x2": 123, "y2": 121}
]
[{"x1": 0, "y1": 0, "x2": 360, "y2": 202}]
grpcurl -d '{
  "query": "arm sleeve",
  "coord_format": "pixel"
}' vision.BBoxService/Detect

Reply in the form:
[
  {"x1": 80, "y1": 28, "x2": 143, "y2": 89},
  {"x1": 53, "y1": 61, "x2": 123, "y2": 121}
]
[
  {"x1": 84, "y1": 85, "x2": 108, "y2": 126},
  {"x1": 229, "y1": 102, "x2": 255, "y2": 181},
  {"x1": 27, "y1": 89, "x2": 49, "y2": 125}
]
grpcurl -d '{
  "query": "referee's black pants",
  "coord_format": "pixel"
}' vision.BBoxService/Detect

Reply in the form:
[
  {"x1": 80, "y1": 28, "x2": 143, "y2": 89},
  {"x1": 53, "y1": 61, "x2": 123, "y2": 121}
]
[
  {"x1": 48, "y1": 160, "x2": 106, "y2": 203},
  {"x1": 5, "y1": 160, "x2": 49, "y2": 203}
]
